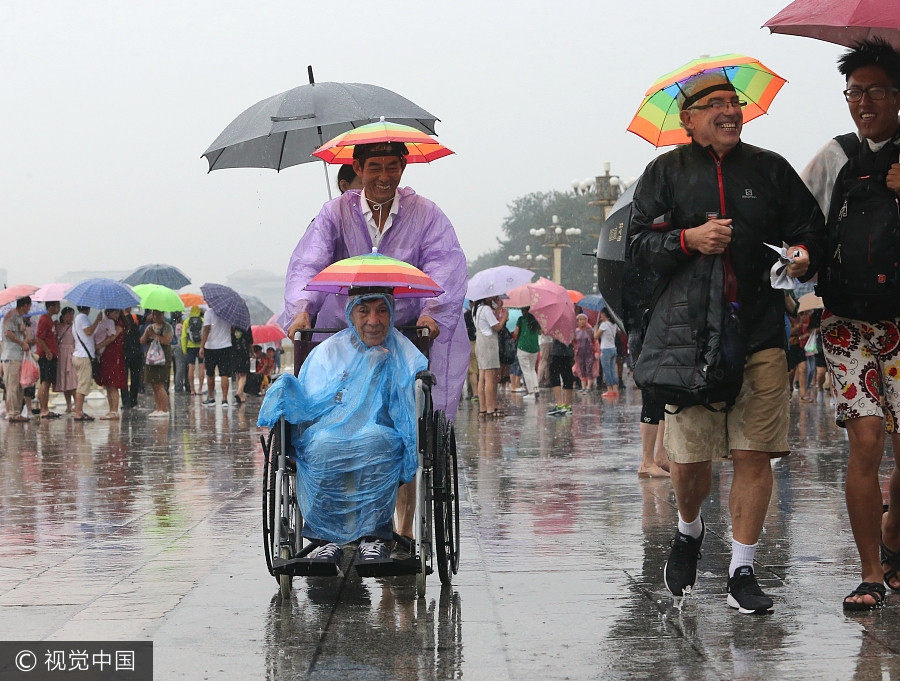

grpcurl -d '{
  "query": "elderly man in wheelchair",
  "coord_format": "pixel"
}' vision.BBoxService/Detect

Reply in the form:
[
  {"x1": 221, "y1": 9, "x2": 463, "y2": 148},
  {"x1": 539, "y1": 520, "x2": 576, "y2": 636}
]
[{"x1": 258, "y1": 285, "x2": 429, "y2": 572}]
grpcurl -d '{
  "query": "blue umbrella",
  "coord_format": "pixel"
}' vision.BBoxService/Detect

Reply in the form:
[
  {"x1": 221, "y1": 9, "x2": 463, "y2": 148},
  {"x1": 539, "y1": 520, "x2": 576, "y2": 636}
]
[
  {"x1": 67, "y1": 278, "x2": 140, "y2": 309},
  {"x1": 579, "y1": 294, "x2": 606, "y2": 311},
  {"x1": 200, "y1": 283, "x2": 251, "y2": 329},
  {"x1": 122, "y1": 263, "x2": 191, "y2": 289},
  {"x1": 505, "y1": 307, "x2": 522, "y2": 332}
]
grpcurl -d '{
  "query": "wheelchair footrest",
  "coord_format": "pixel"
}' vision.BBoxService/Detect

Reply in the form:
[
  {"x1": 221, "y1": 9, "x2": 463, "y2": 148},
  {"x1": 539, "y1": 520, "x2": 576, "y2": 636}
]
[
  {"x1": 272, "y1": 554, "x2": 341, "y2": 577},
  {"x1": 354, "y1": 556, "x2": 431, "y2": 578}
]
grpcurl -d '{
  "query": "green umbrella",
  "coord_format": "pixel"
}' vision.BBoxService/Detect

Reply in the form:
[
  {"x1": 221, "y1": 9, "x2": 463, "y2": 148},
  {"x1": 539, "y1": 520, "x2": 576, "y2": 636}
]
[{"x1": 132, "y1": 284, "x2": 184, "y2": 313}]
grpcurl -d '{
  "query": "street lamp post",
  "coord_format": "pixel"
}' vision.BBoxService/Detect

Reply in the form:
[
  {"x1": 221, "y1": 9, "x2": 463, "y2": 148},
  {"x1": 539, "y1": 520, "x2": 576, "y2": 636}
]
[
  {"x1": 508, "y1": 244, "x2": 549, "y2": 274},
  {"x1": 529, "y1": 215, "x2": 581, "y2": 285},
  {"x1": 572, "y1": 161, "x2": 630, "y2": 219}
]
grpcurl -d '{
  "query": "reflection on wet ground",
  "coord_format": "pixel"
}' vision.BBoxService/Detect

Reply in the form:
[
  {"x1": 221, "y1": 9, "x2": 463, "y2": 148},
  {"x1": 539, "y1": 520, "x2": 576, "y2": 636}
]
[{"x1": 1, "y1": 389, "x2": 900, "y2": 679}]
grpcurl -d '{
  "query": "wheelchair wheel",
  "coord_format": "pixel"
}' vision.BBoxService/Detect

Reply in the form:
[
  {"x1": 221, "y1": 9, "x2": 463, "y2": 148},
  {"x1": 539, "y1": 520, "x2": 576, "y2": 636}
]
[
  {"x1": 263, "y1": 421, "x2": 301, "y2": 596},
  {"x1": 432, "y1": 412, "x2": 459, "y2": 585},
  {"x1": 279, "y1": 547, "x2": 292, "y2": 598}
]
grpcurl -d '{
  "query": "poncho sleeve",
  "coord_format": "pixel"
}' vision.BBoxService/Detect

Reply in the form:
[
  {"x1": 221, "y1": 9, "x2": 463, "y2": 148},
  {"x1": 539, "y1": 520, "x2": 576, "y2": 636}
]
[{"x1": 417, "y1": 205, "x2": 467, "y2": 335}]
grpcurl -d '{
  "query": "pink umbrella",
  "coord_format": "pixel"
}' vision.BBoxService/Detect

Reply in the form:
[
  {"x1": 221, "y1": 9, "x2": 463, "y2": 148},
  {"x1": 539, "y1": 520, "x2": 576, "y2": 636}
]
[
  {"x1": 32, "y1": 283, "x2": 72, "y2": 303},
  {"x1": 266, "y1": 312, "x2": 281, "y2": 326},
  {"x1": 252, "y1": 324, "x2": 287, "y2": 344},
  {"x1": 0, "y1": 284, "x2": 38, "y2": 307},
  {"x1": 503, "y1": 285, "x2": 532, "y2": 308},
  {"x1": 525, "y1": 278, "x2": 576, "y2": 345},
  {"x1": 764, "y1": 0, "x2": 900, "y2": 49}
]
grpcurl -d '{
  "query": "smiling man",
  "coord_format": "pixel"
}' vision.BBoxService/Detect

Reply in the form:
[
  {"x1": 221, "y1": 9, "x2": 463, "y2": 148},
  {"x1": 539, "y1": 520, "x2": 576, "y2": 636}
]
[
  {"x1": 282, "y1": 141, "x2": 468, "y2": 421},
  {"x1": 629, "y1": 70, "x2": 824, "y2": 614},
  {"x1": 802, "y1": 39, "x2": 900, "y2": 612}
]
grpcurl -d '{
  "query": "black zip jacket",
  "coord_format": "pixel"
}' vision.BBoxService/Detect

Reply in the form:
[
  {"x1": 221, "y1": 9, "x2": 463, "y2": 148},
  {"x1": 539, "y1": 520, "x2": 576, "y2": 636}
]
[{"x1": 629, "y1": 140, "x2": 825, "y2": 355}]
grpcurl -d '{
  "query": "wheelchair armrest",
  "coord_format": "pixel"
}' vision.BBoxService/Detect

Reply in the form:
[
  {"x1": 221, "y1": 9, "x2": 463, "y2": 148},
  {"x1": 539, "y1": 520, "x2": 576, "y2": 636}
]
[{"x1": 416, "y1": 370, "x2": 437, "y2": 387}]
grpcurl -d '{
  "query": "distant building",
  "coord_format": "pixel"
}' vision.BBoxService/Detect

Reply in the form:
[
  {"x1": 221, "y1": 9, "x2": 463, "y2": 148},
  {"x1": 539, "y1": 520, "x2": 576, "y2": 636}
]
[
  {"x1": 58, "y1": 269, "x2": 131, "y2": 283},
  {"x1": 226, "y1": 269, "x2": 284, "y2": 314}
]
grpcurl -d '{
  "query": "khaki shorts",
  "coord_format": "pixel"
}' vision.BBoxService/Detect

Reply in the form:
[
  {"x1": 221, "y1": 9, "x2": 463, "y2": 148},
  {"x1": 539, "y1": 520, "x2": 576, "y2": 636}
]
[
  {"x1": 664, "y1": 347, "x2": 790, "y2": 463},
  {"x1": 72, "y1": 356, "x2": 93, "y2": 396}
]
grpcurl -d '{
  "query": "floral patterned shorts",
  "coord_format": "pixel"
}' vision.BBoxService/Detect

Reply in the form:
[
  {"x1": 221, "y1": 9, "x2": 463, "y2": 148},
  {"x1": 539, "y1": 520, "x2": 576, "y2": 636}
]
[{"x1": 821, "y1": 311, "x2": 900, "y2": 432}]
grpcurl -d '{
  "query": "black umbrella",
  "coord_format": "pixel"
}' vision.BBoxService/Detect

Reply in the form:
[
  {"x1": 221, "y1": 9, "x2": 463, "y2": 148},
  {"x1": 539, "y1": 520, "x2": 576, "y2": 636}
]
[
  {"x1": 122, "y1": 264, "x2": 191, "y2": 290},
  {"x1": 203, "y1": 66, "x2": 440, "y2": 197},
  {"x1": 596, "y1": 183, "x2": 636, "y2": 323},
  {"x1": 240, "y1": 294, "x2": 275, "y2": 327}
]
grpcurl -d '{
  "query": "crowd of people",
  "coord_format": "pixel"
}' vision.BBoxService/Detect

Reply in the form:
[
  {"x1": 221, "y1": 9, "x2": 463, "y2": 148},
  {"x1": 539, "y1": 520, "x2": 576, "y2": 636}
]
[
  {"x1": 0, "y1": 298, "x2": 281, "y2": 422},
  {"x1": 465, "y1": 300, "x2": 627, "y2": 418}
]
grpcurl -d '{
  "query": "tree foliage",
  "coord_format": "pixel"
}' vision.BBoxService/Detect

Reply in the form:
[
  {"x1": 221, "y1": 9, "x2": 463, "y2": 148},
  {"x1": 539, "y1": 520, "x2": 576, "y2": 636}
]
[{"x1": 467, "y1": 190, "x2": 603, "y2": 294}]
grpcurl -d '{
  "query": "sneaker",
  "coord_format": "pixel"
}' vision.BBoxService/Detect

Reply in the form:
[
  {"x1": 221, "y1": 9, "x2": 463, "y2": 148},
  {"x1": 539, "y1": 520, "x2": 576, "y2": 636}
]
[
  {"x1": 522, "y1": 392, "x2": 536, "y2": 401},
  {"x1": 357, "y1": 537, "x2": 390, "y2": 562},
  {"x1": 664, "y1": 522, "x2": 704, "y2": 597},
  {"x1": 201, "y1": 398, "x2": 216, "y2": 406},
  {"x1": 148, "y1": 410, "x2": 169, "y2": 419},
  {"x1": 561, "y1": 404, "x2": 572, "y2": 413},
  {"x1": 727, "y1": 566, "x2": 773, "y2": 614},
  {"x1": 309, "y1": 542, "x2": 343, "y2": 564},
  {"x1": 511, "y1": 387, "x2": 526, "y2": 393},
  {"x1": 547, "y1": 404, "x2": 566, "y2": 416}
]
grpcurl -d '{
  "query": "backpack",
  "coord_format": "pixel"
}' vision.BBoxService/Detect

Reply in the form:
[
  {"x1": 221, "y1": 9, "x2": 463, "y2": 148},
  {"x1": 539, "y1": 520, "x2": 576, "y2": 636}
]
[
  {"x1": 497, "y1": 326, "x2": 517, "y2": 365},
  {"x1": 817, "y1": 132, "x2": 900, "y2": 321},
  {"x1": 187, "y1": 315, "x2": 203, "y2": 344},
  {"x1": 634, "y1": 254, "x2": 746, "y2": 412}
]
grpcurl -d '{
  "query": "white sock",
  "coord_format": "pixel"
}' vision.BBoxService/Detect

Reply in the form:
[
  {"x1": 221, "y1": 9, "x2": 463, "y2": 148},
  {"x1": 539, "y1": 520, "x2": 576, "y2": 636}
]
[
  {"x1": 677, "y1": 512, "x2": 703, "y2": 539},
  {"x1": 729, "y1": 540, "x2": 758, "y2": 577}
]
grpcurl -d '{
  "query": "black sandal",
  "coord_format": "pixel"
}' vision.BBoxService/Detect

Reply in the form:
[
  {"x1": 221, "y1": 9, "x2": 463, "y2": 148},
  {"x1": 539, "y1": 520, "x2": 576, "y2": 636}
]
[
  {"x1": 881, "y1": 541, "x2": 900, "y2": 593},
  {"x1": 843, "y1": 581, "x2": 886, "y2": 611}
]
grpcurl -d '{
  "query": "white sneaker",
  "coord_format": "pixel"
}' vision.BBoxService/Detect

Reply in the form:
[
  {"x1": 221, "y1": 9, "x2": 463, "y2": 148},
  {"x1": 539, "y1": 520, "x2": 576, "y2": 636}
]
[
  {"x1": 148, "y1": 410, "x2": 169, "y2": 418},
  {"x1": 522, "y1": 392, "x2": 536, "y2": 400}
]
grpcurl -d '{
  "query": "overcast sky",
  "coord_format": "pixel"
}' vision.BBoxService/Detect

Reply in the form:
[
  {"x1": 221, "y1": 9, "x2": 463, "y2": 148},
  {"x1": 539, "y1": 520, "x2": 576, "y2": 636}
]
[{"x1": 2, "y1": 0, "x2": 852, "y2": 290}]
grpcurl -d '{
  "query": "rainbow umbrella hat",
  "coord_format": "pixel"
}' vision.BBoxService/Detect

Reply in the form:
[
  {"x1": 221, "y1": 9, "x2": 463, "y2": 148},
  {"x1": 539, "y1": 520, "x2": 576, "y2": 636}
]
[
  {"x1": 305, "y1": 251, "x2": 443, "y2": 298},
  {"x1": 627, "y1": 54, "x2": 786, "y2": 147},
  {"x1": 312, "y1": 118, "x2": 453, "y2": 164}
]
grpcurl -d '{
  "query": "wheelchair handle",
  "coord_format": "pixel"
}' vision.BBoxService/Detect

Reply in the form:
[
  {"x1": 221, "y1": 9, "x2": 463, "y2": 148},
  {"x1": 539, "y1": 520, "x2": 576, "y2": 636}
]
[{"x1": 292, "y1": 325, "x2": 433, "y2": 376}]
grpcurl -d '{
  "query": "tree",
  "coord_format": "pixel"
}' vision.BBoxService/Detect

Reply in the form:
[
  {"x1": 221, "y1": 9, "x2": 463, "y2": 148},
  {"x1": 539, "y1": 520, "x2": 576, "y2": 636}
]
[{"x1": 467, "y1": 190, "x2": 602, "y2": 294}]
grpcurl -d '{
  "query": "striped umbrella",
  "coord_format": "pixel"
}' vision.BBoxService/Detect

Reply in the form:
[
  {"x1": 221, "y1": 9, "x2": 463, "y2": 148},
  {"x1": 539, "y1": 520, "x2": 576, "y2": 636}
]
[
  {"x1": 305, "y1": 252, "x2": 442, "y2": 298},
  {"x1": 312, "y1": 118, "x2": 453, "y2": 164},
  {"x1": 627, "y1": 54, "x2": 786, "y2": 147}
]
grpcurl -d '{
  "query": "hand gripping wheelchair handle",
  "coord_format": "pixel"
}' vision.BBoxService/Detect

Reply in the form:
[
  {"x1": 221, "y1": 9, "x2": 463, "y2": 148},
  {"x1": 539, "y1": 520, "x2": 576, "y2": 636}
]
[{"x1": 416, "y1": 370, "x2": 437, "y2": 388}]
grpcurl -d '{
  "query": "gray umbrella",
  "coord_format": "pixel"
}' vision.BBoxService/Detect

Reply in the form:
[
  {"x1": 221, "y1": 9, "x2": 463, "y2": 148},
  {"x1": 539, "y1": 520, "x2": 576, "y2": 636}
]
[
  {"x1": 122, "y1": 263, "x2": 191, "y2": 289},
  {"x1": 240, "y1": 294, "x2": 275, "y2": 327},
  {"x1": 203, "y1": 67, "x2": 439, "y2": 174}
]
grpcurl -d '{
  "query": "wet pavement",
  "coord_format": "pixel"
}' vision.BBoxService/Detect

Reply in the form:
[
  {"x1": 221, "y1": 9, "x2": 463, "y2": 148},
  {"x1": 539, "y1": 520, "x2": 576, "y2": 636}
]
[{"x1": 1, "y1": 386, "x2": 900, "y2": 680}]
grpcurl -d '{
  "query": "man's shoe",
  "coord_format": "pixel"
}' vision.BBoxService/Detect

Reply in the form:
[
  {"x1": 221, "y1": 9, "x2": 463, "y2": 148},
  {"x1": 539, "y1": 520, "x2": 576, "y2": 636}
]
[
  {"x1": 727, "y1": 566, "x2": 773, "y2": 614},
  {"x1": 547, "y1": 404, "x2": 565, "y2": 416},
  {"x1": 664, "y1": 521, "x2": 704, "y2": 597},
  {"x1": 309, "y1": 542, "x2": 343, "y2": 564},
  {"x1": 522, "y1": 392, "x2": 536, "y2": 401},
  {"x1": 201, "y1": 398, "x2": 216, "y2": 406},
  {"x1": 357, "y1": 538, "x2": 390, "y2": 562}
]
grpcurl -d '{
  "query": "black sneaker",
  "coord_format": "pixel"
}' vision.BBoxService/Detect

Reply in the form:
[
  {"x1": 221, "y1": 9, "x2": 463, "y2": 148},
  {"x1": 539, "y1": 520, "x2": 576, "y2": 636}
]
[
  {"x1": 201, "y1": 398, "x2": 216, "y2": 406},
  {"x1": 308, "y1": 542, "x2": 343, "y2": 564},
  {"x1": 727, "y1": 565, "x2": 773, "y2": 614},
  {"x1": 663, "y1": 521, "x2": 704, "y2": 597},
  {"x1": 356, "y1": 537, "x2": 390, "y2": 563}
]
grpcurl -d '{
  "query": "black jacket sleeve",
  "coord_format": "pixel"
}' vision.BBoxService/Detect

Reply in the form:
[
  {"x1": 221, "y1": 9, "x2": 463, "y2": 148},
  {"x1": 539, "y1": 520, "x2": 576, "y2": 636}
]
[
  {"x1": 628, "y1": 157, "x2": 694, "y2": 278},
  {"x1": 773, "y1": 154, "x2": 826, "y2": 282}
]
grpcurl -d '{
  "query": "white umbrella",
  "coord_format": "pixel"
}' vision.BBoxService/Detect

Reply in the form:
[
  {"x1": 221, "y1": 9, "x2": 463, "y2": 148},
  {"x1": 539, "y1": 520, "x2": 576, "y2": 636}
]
[{"x1": 466, "y1": 266, "x2": 534, "y2": 301}]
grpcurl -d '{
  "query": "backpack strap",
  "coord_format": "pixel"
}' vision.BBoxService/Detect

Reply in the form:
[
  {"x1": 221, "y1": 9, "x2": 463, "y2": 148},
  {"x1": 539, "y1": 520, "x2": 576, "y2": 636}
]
[{"x1": 833, "y1": 132, "x2": 861, "y2": 159}]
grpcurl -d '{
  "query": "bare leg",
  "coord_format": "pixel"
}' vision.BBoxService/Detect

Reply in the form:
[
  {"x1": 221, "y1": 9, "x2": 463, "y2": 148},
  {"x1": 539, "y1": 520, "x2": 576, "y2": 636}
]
[
  {"x1": 74, "y1": 392, "x2": 87, "y2": 418},
  {"x1": 844, "y1": 417, "x2": 887, "y2": 606},
  {"x1": 670, "y1": 460, "x2": 712, "y2": 523},
  {"x1": 64, "y1": 390, "x2": 74, "y2": 412},
  {"x1": 655, "y1": 419, "x2": 671, "y2": 471},
  {"x1": 220, "y1": 375, "x2": 230, "y2": 403},
  {"x1": 38, "y1": 380, "x2": 51, "y2": 415},
  {"x1": 483, "y1": 369, "x2": 499, "y2": 413},
  {"x1": 153, "y1": 383, "x2": 168, "y2": 412},
  {"x1": 639, "y1": 422, "x2": 669, "y2": 477},
  {"x1": 730, "y1": 449, "x2": 774, "y2": 545},
  {"x1": 396, "y1": 481, "x2": 415, "y2": 538},
  {"x1": 187, "y1": 363, "x2": 196, "y2": 394}
]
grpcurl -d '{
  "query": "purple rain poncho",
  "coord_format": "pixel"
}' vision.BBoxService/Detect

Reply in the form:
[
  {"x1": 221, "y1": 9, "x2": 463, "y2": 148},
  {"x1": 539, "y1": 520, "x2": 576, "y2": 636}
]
[
  {"x1": 258, "y1": 293, "x2": 429, "y2": 544},
  {"x1": 282, "y1": 186, "x2": 468, "y2": 419}
]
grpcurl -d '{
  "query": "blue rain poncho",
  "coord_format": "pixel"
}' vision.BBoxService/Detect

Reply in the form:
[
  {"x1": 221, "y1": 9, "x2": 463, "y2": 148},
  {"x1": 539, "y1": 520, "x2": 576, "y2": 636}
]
[{"x1": 258, "y1": 293, "x2": 428, "y2": 544}]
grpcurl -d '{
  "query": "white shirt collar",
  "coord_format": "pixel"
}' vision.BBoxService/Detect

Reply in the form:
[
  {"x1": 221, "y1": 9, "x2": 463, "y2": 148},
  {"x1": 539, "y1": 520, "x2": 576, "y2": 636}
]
[{"x1": 360, "y1": 190, "x2": 399, "y2": 219}]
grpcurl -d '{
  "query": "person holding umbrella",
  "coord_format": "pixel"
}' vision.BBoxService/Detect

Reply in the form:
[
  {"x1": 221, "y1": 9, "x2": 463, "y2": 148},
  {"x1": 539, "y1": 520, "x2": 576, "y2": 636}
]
[
  {"x1": 629, "y1": 67, "x2": 825, "y2": 614},
  {"x1": 801, "y1": 39, "x2": 900, "y2": 611},
  {"x1": 141, "y1": 310, "x2": 174, "y2": 418},
  {"x1": 283, "y1": 139, "x2": 468, "y2": 421}
]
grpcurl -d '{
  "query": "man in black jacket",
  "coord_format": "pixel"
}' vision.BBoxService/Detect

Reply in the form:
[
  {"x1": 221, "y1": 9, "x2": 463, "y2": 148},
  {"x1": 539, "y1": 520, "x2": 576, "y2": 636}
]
[
  {"x1": 802, "y1": 39, "x2": 900, "y2": 611},
  {"x1": 629, "y1": 70, "x2": 824, "y2": 614}
]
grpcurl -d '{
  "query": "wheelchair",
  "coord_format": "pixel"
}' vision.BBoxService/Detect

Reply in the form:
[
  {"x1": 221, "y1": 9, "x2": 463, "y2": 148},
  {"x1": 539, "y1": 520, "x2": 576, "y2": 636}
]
[{"x1": 261, "y1": 326, "x2": 460, "y2": 598}]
